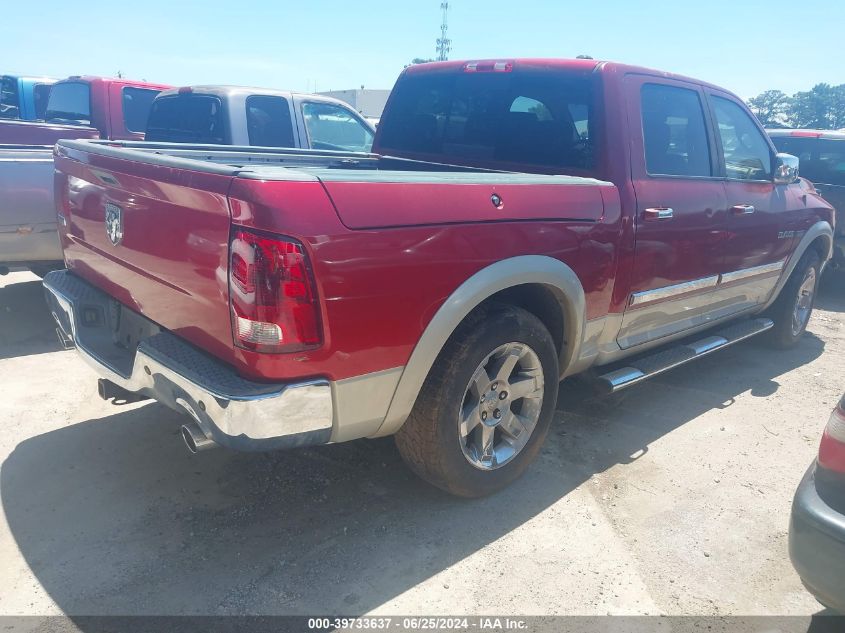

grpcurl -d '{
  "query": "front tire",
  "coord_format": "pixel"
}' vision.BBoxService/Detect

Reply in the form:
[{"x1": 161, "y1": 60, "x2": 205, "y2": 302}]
[
  {"x1": 764, "y1": 249, "x2": 821, "y2": 349},
  {"x1": 395, "y1": 304, "x2": 559, "y2": 498}
]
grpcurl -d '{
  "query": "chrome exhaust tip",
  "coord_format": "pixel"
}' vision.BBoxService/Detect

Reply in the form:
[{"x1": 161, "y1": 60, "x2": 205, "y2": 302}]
[{"x1": 181, "y1": 422, "x2": 216, "y2": 453}]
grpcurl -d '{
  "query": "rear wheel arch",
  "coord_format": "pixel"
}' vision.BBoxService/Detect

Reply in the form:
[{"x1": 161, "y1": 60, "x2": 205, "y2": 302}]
[{"x1": 373, "y1": 255, "x2": 586, "y2": 437}]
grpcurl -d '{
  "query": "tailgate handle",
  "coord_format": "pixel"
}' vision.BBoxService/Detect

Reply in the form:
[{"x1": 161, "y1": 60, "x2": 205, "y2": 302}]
[
  {"x1": 643, "y1": 207, "x2": 674, "y2": 221},
  {"x1": 731, "y1": 204, "x2": 756, "y2": 215}
]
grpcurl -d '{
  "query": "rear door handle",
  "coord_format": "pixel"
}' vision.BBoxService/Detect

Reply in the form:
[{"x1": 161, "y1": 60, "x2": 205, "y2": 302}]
[
  {"x1": 731, "y1": 204, "x2": 755, "y2": 215},
  {"x1": 644, "y1": 207, "x2": 674, "y2": 221}
]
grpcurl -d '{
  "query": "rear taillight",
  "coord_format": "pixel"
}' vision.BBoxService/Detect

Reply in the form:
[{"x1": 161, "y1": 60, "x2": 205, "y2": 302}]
[
  {"x1": 229, "y1": 228, "x2": 321, "y2": 353},
  {"x1": 819, "y1": 399, "x2": 845, "y2": 474}
]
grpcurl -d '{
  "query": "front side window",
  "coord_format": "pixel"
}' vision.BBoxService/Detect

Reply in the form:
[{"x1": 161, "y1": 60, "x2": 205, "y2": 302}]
[
  {"x1": 246, "y1": 95, "x2": 295, "y2": 147},
  {"x1": 712, "y1": 96, "x2": 772, "y2": 181},
  {"x1": 45, "y1": 82, "x2": 91, "y2": 126},
  {"x1": 302, "y1": 102, "x2": 374, "y2": 152},
  {"x1": 0, "y1": 76, "x2": 21, "y2": 119},
  {"x1": 33, "y1": 83, "x2": 52, "y2": 119},
  {"x1": 145, "y1": 95, "x2": 227, "y2": 144},
  {"x1": 123, "y1": 87, "x2": 161, "y2": 133},
  {"x1": 377, "y1": 70, "x2": 596, "y2": 171},
  {"x1": 641, "y1": 83, "x2": 712, "y2": 177}
]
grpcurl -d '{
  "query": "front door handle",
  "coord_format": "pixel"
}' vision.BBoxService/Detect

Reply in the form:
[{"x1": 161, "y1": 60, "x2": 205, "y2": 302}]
[
  {"x1": 644, "y1": 207, "x2": 674, "y2": 221},
  {"x1": 731, "y1": 204, "x2": 756, "y2": 215}
]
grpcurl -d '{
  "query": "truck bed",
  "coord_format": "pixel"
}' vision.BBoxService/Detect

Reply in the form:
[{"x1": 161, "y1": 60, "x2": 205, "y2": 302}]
[{"x1": 54, "y1": 139, "x2": 618, "y2": 383}]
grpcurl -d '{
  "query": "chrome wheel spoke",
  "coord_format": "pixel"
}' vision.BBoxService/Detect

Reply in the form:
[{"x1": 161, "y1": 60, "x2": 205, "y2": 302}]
[
  {"x1": 498, "y1": 410, "x2": 526, "y2": 440},
  {"x1": 509, "y1": 374, "x2": 543, "y2": 400},
  {"x1": 460, "y1": 401, "x2": 481, "y2": 437},
  {"x1": 490, "y1": 344, "x2": 522, "y2": 383},
  {"x1": 478, "y1": 424, "x2": 496, "y2": 466}
]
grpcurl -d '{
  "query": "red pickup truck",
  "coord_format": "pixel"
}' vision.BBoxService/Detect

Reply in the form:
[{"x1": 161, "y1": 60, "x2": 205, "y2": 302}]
[
  {"x1": 0, "y1": 76, "x2": 169, "y2": 144},
  {"x1": 44, "y1": 59, "x2": 834, "y2": 497},
  {"x1": 0, "y1": 76, "x2": 169, "y2": 276}
]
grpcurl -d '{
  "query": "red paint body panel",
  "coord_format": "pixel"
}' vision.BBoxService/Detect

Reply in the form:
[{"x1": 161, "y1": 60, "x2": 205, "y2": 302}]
[
  {"x1": 0, "y1": 119, "x2": 99, "y2": 145},
  {"x1": 322, "y1": 181, "x2": 607, "y2": 229},
  {"x1": 56, "y1": 147, "x2": 234, "y2": 363}
]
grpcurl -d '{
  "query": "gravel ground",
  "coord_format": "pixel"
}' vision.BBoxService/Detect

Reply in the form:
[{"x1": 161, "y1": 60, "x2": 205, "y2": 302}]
[{"x1": 0, "y1": 269, "x2": 842, "y2": 616}]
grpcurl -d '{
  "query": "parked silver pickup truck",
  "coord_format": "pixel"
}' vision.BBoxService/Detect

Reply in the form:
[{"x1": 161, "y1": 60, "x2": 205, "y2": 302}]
[
  {"x1": 145, "y1": 86, "x2": 376, "y2": 152},
  {"x1": 0, "y1": 145, "x2": 60, "y2": 276}
]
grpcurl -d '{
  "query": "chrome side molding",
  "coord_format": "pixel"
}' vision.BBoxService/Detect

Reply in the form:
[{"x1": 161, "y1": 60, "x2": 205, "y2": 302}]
[{"x1": 629, "y1": 260, "x2": 785, "y2": 307}]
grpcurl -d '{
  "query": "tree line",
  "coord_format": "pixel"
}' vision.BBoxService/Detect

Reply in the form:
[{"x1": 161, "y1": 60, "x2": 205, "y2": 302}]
[{"x1": 748, "y1": 84, "x2": 845, "y2": 129}]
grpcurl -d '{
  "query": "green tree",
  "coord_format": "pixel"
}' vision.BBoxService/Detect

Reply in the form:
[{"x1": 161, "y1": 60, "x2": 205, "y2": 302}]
[
  {"x1": 790, "y1": 83, "x2": 845, "y2": 129},
  {"x1": 747, "y1": 90, "x2": 791, "y2": 127},
  {"x1": 405, "y1": 58, "x2": 435, "y2": 68}
]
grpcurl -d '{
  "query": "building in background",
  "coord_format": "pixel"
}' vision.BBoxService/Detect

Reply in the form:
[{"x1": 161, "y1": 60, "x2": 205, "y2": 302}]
[{"x1": 317, "y1": 88, "x2": 390, "y2": 120}]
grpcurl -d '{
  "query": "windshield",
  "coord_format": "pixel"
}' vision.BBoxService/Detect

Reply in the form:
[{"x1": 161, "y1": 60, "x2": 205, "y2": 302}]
[
  {"x1": 377, "y1": 69, "x2": 597, "y2": 172},
  {"x1": 302, "y1": 101, "x2": 374, "y2": 152},
  {"x1": 45, "y1": 82, "x2": 91, "y2": 125}
]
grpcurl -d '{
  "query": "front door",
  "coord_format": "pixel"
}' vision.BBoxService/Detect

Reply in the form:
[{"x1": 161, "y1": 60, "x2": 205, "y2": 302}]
[
  {"x1": 618, "y1": 76, "x2": 728, "y2": 349},
  {"x1": 707, "y1": 92, "x2": 792, "y2": 310}
]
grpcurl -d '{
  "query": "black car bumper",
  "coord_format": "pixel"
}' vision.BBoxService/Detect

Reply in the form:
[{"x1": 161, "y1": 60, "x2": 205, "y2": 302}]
[{"x1": 790, "y1": 463, "x2": 845, "y2": 612}]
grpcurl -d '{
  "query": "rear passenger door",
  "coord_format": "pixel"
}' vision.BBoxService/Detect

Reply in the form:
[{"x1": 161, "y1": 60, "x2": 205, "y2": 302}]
[
  {"x1": 618, "y1": 76, "x2": 728, "y2": 350},
  {"x1": 706, "y1": 92, "x2": 792, "y2": 309}
]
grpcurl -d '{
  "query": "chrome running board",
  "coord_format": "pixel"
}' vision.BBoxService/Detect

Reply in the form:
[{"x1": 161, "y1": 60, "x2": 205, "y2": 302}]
[{"x1": 596, "y1": 318, "x2": 774, "y2": 393}]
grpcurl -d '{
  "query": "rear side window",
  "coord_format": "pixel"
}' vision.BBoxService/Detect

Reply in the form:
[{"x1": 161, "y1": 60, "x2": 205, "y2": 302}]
[
  {"x1": 0, "y1": 76, "x2": 21, "y2": 119},
  {"x1": 770, "y1": 136, "x2": 845, "y2": 186},
  {"x1": 145, "y1": 95, "x2": 227, "y2": 144},
  {"x1": 246, "y1": 95, "x2": 295, "y2": 147},
  {"x1": 712, "y1": 96, "x2": 772, "y2": 180},
  {"x1": 33, "y1": 83, "x2": 52, "y2": 119},
  {"x1": 378, "y1": 70, "x2": 595, "y2": 170},
  {"x1": 302, "y1": 101, "x2": 374, "y2": 152},
  {"x1": 45, "y1": 82, "x2": 91, "y2": 125},
  {"x1": 122, "y1": 87, "x2": 161, "y2": 133},
  {"x1": 641, "y1": 83, "x2": 712, "y2": 177}
]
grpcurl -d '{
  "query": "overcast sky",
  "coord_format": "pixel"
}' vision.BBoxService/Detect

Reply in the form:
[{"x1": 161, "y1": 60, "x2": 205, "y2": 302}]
[{"x1": 4, "y1": 0, "x2": 842, "y2": 98}]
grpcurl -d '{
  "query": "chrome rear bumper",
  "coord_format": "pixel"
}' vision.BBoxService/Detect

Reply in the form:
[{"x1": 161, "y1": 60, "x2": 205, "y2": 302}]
[{"x1": 43, "y1": 270, "x2": 333, "y2": 451}]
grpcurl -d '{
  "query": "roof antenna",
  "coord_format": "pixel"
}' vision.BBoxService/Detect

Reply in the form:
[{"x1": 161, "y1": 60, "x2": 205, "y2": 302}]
[{"x1": 436, "y1": 2, "x2": 451, "y2": 61}]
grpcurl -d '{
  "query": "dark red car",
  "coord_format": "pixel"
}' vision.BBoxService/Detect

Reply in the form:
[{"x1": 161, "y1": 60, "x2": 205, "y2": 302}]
[{"x1": 790, "y1": 395, "x2": 845, "y2": 612}]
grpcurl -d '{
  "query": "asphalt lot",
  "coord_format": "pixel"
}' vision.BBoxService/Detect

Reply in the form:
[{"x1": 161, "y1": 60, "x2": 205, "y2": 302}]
[{"x1": 0, "y1": 269, "x2": 843, "y2": 616}]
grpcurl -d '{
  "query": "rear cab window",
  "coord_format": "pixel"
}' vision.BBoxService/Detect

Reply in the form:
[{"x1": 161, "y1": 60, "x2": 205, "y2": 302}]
[
  {"x1": 641, "y1": 83, "x2": 712, "y2": 178},
  {"x1": 0, "y1": 76, "x2": 21, "y2": 119},
  {"x1": 246, "y1": 95, "x2": 295, "y2": 147},
  {"x1": 376, "y1": 67, "x2": 597, "y2": 173},
  {"x1": 45, "y1": 82, "x2": 92, "y2": 126},
  {"x1": 302, "y1": 101, "x2": 374, "y2": 152},
  {"x1": 122, "y1": 87, "x2": 161, "y2": 133},
  {"x1": 33, "y1": 83, "x2": 52, "y2": 119},
  {"x1": 145, "y1": 94, "x2": 228, "y2": 144}
]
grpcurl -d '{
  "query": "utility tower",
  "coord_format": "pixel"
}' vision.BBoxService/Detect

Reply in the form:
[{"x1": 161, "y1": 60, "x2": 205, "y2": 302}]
[{"x1": 436, "y1": 2, "x2": 451, "y2": 62}]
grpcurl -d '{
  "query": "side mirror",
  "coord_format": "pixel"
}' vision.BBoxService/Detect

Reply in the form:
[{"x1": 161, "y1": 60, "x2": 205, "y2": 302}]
[{"x1": 774, "y1": 152, "x2": 799, "y2": 185}]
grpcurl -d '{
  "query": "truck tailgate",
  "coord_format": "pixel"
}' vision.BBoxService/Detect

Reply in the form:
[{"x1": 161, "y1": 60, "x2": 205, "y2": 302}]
[{"x1": 55, "y1": 146, "x2": 236, "y2": 362}]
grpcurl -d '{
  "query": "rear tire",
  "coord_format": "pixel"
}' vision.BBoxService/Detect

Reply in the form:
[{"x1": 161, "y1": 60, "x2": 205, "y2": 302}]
[
  {"x1": 763, "y1": 249, "x2": 821, "y2": 349},
  {"x1": 394, "y1": 304, "x2": 559, "y2": 498}
]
